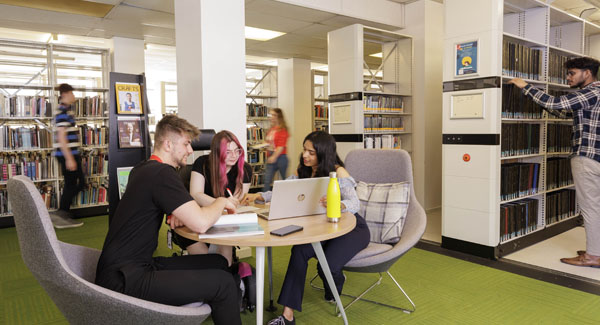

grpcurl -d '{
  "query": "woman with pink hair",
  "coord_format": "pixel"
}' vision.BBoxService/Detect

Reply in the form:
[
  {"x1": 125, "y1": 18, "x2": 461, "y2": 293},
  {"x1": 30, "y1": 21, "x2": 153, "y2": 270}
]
[{"x1": 173, "y1": 130, "x2": 252, "y2": 264}]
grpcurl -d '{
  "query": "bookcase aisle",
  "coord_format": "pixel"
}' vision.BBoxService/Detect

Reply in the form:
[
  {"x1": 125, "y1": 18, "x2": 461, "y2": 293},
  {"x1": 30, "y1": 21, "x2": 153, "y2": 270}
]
[
  {"x1": 0, "y1": 38, "x2": 110, "y2": 227},
  {"x1": 441, "y1": 0, "x2": 597, "y2": 258}
]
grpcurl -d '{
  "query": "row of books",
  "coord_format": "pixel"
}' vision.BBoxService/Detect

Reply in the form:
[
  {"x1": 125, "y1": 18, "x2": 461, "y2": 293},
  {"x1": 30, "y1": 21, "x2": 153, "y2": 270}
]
[
  {"x1": 501, "y1": 123, "x2": 540, "y2": 157},
  {"x1": 500, "y1": 198, "x2": 538, "y2": 242},
  {"x1": 247, "y1": 103, "x2": 269, "y2": 117},
  {"x1": 0, "y1": 125, "x2": 52, "y2": 150},
  {"x1": 546, "y1": 158, "x2": 573, "y2": 191},
  {"x1": 314, "y1": 105, "x2": 328, "y2": 118},
  {"x1": 79, "y1": 125, "x2": 108, "y2": 146},
  {"x1": 247, "y1": 150, "x2": 266, "y2": 164},
  {"x1": 363, "y1": 95, "x2": 404, "y2": 111},
  {"x1": 548, "y1": 51, "x2": 570, "y2": 85},
  {"x1": 0, "y1": 183, "x2": 58, "y2": 215},
  {"x1": 502, "y1": 39, "x2": 543, "y2": 80},
  {"x1": 247, "y1": 126, "x2": 265, "y2": 143},
  {"x1": 314, "y1": 124, "x2": 328, "y2": 132},
  {"x1": 500, "y1": 163, "x2": 540, "y2": 201},
  {"x1": 547, "y1": 123, "x2": 572, "y2": 153},
  {"x1": 0, "y1": 95, "x2": 53, "y2": 118},
  {"x1": 250, "y1": 172, "x2": 265, "y2": 188},
  {"x1": 72, "y1": 97, "x2": 107, "y2": 117},
  {"x1": 0, "y1": 152, "x2": 57, "y2": 181},
  {"x1": 364, "y1": 134, "x2": 402, "y2": 149},
  {"x1": 502, "y1": 84, "x2": 543, "y2": 119},
  {"x1": 80, "y1": 151, "x2": 108, "y2": 177},
  {"x1": 67, "y1": 181, "x2": 108, "y2": 207},
  {"x1": 364, "y1": 116, "x2": 404, "y2": 132},
  {"x1": 546, "y1": 189, "x2": 577, "y2": 225}
]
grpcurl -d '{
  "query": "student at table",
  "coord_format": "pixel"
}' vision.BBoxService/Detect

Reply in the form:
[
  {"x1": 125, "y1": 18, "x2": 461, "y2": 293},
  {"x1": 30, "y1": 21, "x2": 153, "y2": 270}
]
[
  {"x1": 243, "y1": 131, "x2": 370, "y2": 325},
  {"x1": 172, "y1": 130, "x2": 252, "y2": 265},
  {"x1": 95, "y1": 115, "x2": 241, "y2": 325}
]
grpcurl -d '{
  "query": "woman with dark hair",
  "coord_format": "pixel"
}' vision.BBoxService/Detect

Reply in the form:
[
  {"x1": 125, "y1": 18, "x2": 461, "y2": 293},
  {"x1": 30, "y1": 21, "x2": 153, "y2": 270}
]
[
  {"x1": 243, "y1": 131, "x2": 370, "y2": 325},
  {"x1": 263, "y1": 108, "x2": 289, "y2": 191},
  {"x1": 173, "y1": 130, "x2": 252, "y2": 265}
]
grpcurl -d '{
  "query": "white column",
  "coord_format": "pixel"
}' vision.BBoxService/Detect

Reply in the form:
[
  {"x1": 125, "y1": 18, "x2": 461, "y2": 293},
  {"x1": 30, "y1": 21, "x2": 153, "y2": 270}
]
[
  {"x1": 277, "y1": 58, "x2": 312, "y2": 175},
  {"x1": 174, "y1": 0, "x2": 247, "y2": 149},
  {"x1": 401, "y1": 0, "x2": 444, "y2": 211},
  {"x1": 110, "y1": 37, "x2": 145, "y2": 74}
]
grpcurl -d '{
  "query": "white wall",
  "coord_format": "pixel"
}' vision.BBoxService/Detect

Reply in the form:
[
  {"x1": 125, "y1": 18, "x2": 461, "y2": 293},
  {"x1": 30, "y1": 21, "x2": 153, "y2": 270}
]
[
  {"x1": 401, "y1": 0, "x2": 444, "y2": 211},
  {"x1": 110, "y1": 37, "x2": 145, "y2": 74}
]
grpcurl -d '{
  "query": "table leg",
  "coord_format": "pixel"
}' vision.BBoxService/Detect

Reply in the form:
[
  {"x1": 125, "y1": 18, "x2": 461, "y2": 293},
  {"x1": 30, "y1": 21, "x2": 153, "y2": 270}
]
[
  {"x1": 311, "y1": 242, "x2": 348, "y2": 325},
  {"x1": 267, "y1": 246, "x2": 277, "y2": 312},
  {"x1": 256, "y1": 246, "x2": 265, "y2": 325}
]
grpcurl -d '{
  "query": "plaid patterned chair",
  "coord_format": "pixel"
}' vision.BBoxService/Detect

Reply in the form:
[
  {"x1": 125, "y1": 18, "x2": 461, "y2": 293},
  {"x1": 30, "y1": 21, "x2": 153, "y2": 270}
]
[{"x1": 312, "y1": 149, "x2": 427, "y2": 314}]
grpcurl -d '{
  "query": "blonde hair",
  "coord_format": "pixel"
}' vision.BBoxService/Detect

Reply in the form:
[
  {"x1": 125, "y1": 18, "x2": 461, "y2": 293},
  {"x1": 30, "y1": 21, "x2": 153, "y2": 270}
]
[
  {"x1": 270, "y1": 108, "x2": 288, "y2": 131},
  {"x1": 154, "y1": 114, "x2": 200, "y2": 149}
]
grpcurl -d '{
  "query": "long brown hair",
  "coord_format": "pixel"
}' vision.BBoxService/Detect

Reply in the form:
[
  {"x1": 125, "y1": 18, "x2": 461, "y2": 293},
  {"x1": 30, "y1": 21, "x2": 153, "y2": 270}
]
[
  {"x1": 270, "y1": 108, "x2": 288, "y2": 132},
  {"x1": 208, "y1": 130, "x2": 245, "y2": 197}
]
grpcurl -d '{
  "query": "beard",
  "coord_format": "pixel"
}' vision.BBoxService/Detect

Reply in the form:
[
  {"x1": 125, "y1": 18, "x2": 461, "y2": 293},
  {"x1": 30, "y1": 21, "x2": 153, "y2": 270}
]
[{"x1": 570, "y1": 79, "x2": 586, "y2": 89}]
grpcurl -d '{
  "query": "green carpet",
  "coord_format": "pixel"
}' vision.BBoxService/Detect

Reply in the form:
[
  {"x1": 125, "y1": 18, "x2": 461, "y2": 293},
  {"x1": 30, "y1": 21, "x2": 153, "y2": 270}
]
[{"x1": 1, "y1": 215, "x2": 600, "y2": 324}]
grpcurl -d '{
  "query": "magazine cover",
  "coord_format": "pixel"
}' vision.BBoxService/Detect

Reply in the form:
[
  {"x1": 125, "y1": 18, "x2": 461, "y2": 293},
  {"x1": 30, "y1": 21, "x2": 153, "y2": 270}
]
[
  {"x1": 115, "y1": 82, "x2": 143, "y2": 114},
  {"x1": 116, "y1": 166, "x2": 134, "y2": 199},
  {"x1": 117, "y1": 116, "x2": 143, "y2": 148}
]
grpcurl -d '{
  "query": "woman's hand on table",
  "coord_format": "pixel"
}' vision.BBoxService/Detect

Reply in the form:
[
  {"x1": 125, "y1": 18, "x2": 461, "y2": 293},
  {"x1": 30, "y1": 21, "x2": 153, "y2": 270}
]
[
  {"x1": 241, "y1": 193, "x2": 263, "y2": 205},
  {"x1": 217, "y1": 197, "x2": 237, "y2": 214},
  {"x1": 319, "y1": 195, "x2": 346, "y2": 210},
  {"x1": 227, "y1": 195, "x2": 240, "y2": 207}
]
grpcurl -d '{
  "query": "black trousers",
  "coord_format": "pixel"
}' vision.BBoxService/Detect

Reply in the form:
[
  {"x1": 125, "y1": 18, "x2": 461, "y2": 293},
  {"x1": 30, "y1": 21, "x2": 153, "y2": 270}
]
[
  {"x1": 277, "y1": 213, "x2": 370, "y2": 311},
  {"x1": 122, "y1": 254, "x2": 241, "y2": 325},
  {"x1": 57, "y1": 155, "x2": 85, "y2": 211}
]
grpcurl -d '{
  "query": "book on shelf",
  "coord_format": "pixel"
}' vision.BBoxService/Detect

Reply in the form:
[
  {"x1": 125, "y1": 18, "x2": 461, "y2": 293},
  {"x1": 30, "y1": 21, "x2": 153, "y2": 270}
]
[
  {"x1": 364, "y1": 134, "x2": 401, "y2": 149},
  {"x1": 500, "y1": 162, "x2": 540, "y2": 201},
  {"x1": 247, "y1": 103, "x2": 269, "y2": 117},
  {"x1": 79, "y1": 125, "x2": 109, "y2": 146},
  {"x1": 247, "y1": 126, "x2": 265, "y2": 142},
  {"x1": 0, "y1": 125, "x2": 52, "y2": 150},
  {"x1": 546, "y1": 158, "x2": 573, "y2": 190},
  {"x1": 546, "y1": 189, "x2": 577, "y2": 225},
  {"x1": 501, "y1": 123, "x2": 540, "y2": 157},
  {"x1": 502, "y1": 84, "x2": 543, "y2": 119},
  {"x1": 1, "y1": 95, "x2": 52, "y2": 118},
  {"x1": 364, "y1": 116, "x2": 404, "y2": 132},
  {"x1": 502, "y1": 39, "x2": 542, "y2": 80},
  {"x1": 251, "y1": 173, "x2": 265, "y2": 188},
  {"x1": 0, "y1": 152, "x2": 56, "y2": 181},
  {"x1": 199, "y1": 213, "x2": 263, "y2": 239},
  {"x1": 363, "y1": 94, "x2": 403, "y2": 112},
  {"x1": 500, "y1": 198, "x2": 538, "y2": 242},
  {"x1": 547, "y1": 123, "x2": 572, "y2": 153},
  {"x1": 71, "y1": 96, "x2": 107, "y2": 118},
  {"x1": 548, "y1": 51, "x2": 570, "y2": 85},
  {"x1": 314, "y1": 105, "x2": 328, "y2": 118}
]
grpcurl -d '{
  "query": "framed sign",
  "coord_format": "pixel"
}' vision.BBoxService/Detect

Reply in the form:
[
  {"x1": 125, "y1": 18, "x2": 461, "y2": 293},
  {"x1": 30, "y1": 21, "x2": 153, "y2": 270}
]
[{"x1": 455, "y1": 40, "x2": 479, "y2": 77}]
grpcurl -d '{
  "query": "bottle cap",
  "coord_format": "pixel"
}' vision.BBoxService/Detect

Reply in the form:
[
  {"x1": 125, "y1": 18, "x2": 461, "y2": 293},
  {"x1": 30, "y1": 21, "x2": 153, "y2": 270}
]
[{"x1": 329, "y1": 171, "x2": 337, "y2": 178}]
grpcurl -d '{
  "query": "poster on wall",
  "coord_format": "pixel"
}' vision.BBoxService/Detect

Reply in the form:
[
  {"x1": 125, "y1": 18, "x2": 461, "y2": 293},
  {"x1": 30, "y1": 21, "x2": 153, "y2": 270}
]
[
  {"x1": 455, "y1": 40, "x2": 478, "y2": 76},
  {"x1": 115, "y1": 82, "x2": 143, "y2": 114},
  {"x1": 117, "y1": 116, "x2": 143, "y2": 148}
]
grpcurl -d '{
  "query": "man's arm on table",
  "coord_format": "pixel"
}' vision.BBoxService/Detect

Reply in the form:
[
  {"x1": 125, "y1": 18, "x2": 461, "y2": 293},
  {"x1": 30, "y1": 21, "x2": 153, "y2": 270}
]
[{"x1": 170, "y1": 198, "x2": 235, "y2": 233}]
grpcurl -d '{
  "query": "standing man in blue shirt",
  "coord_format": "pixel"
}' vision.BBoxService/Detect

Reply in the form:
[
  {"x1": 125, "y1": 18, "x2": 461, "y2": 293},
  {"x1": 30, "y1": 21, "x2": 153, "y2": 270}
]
[
  {"x1": 51, "y1": 83, "x2": 84, "y2": 229},
  {"x1": 510, "y1": 57, "x2": 600, "y2": 267}
]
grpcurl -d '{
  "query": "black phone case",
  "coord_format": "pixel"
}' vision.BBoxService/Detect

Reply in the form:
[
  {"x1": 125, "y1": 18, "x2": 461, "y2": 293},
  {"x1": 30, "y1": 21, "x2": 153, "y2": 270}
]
[{"x1": 270, "y1": 225, "x2": 303, "y2": 236}]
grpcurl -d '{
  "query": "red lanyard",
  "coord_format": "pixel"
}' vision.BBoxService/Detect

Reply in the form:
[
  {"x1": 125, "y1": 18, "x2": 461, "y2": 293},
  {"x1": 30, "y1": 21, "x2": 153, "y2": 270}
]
[{"x1": 149, "y1": 155, "x2": 163, "y2": 163}]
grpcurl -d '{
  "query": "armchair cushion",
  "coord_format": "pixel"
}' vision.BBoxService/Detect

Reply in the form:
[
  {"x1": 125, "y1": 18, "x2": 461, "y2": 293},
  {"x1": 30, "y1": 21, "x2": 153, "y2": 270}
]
[{"x1": 357, "y1": 181, "x2": 410, "y2": 244}]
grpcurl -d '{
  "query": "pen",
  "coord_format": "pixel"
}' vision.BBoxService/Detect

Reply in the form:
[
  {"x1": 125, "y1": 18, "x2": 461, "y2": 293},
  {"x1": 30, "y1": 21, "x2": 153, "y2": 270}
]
[{"x1": 226, "y1": 188, "x2": 234, "y2": 198}]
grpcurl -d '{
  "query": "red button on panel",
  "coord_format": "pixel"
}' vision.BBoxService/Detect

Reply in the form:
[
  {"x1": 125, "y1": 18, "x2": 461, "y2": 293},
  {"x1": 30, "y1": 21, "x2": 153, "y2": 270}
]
[{"x1": 463, "y1": 154, "x2": 470, "y2": 162}]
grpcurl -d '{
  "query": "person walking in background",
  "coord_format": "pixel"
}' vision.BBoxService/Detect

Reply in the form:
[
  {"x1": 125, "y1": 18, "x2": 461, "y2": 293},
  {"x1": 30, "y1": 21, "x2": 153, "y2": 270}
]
[
  {"x1": 51, "y1": 83, "x2": 84, "y2": 229},
  {"x1": 509, "y1": 57, "x2": 600, "y2": 268},
  {"x1": 263, "y1": 108, "x2": 289, "y2": 191}
]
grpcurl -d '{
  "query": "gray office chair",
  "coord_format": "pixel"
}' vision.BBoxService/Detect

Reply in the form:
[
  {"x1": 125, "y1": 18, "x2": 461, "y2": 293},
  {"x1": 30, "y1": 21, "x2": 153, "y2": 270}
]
[
  {"x1": 311, "y1": 149, "x2": 427, "y2": 314},
  {"x1": 7, "y1": 175, "x2": 211, "y2": 324}
]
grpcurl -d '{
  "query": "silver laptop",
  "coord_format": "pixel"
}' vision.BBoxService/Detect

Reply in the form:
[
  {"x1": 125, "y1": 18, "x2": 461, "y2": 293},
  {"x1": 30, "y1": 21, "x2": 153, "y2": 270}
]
[{"x1": 257, "y1": 177, "x2": 329, "y2": 220}]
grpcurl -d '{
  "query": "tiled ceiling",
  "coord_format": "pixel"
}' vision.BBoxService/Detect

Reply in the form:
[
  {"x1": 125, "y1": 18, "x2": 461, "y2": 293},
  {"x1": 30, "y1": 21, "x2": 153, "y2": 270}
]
[
  {"x1": 552, "y1": 0, "x2": 600, "y2": 25},
  {"x1": 0, "y1": 0, "x2": 407, "y2": 64}
]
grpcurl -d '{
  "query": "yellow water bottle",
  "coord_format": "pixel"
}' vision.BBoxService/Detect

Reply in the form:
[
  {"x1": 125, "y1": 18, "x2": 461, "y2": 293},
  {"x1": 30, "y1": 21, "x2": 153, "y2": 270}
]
[{"x1": 327, "y1": 171, "x2": 341, "y2": 223}]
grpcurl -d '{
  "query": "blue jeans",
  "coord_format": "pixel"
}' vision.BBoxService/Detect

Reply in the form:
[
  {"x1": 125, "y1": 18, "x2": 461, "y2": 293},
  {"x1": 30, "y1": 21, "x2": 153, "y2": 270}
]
[{"x1": 263, "y1": 154, "x2": 288, "y2": 191}]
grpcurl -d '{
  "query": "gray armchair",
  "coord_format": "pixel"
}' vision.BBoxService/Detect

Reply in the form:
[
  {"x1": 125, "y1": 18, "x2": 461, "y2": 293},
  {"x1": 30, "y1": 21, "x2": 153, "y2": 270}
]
[
  {"x1": 7, "y1": 175, "x2": 211, "y2": 324},
  {"x1": 312, "y1": 149, "x2": 427, "y2": 314}
]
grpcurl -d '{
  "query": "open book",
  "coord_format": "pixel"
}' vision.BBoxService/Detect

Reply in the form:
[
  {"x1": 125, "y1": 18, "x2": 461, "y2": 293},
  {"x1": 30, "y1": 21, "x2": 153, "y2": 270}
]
[{"x1": 199, "y1": 212, "x2": 264, "y2": 239}]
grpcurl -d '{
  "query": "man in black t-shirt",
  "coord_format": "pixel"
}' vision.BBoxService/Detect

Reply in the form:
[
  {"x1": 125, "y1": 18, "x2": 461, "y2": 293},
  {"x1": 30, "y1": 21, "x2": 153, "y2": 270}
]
[{"x1": 95, "y1": 115, "x2": 241, "y2": 325}]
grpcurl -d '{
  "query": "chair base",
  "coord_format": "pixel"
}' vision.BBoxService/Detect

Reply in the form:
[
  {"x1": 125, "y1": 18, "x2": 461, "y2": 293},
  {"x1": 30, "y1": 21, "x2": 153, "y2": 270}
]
[{"x1": 309, "y1": 271, "x2": 416, "y2": 315}]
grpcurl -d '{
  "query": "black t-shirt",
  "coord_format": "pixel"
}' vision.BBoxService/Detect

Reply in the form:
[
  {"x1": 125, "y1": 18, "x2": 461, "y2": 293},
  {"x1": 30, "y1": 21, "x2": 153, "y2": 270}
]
[
  {"x1": 191, "y1": 155, "x2": 252, "y2": 197},
  {"x1": 95, "y1": 160, "x2": 193, "y2": 292}
]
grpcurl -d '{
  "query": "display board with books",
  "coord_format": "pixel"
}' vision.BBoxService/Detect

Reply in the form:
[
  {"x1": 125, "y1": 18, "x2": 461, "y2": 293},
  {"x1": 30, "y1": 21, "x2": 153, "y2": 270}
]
[
  {"x1": 245, "y1": 64, "x2": 277, "y2": 190},
  {"x1": 327, "y1": 24, "x2": 412, "y2": 158},
  {"x1": 0, "y1": 38, "x2": 110, "y2": 227},
  {"x1": 441, "y1": 0, "x2": 596, "y2": 258}
]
